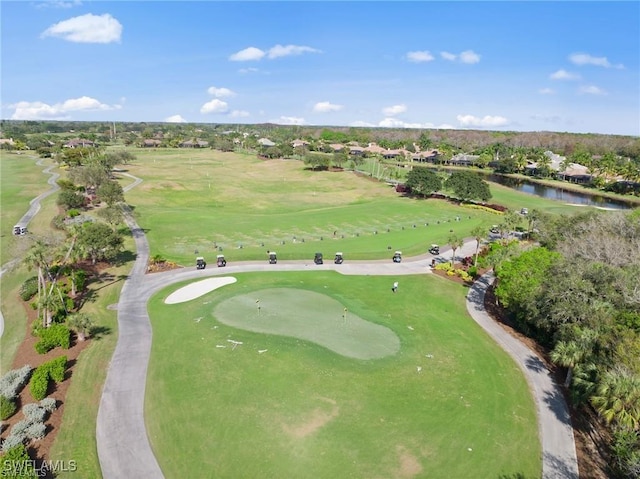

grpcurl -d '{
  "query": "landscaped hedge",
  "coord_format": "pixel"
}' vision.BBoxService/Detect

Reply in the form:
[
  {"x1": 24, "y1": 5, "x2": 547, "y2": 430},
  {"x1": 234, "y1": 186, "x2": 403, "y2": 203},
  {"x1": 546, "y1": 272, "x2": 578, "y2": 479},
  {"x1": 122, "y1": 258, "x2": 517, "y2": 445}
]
[
  {"x1": 28, "y1": 356, "x2": 67, "y2": 401},
  {"x1": 0, "y1": 365, "x2": 32, "y2": 400},
  {"x1": 19, "y1": 277, "x2": 39, "y2": 302},
  {"x1": 0, "y1": 395, "x2": 17, "y2": 420},
  {"x1": 0, "y1": 444, "x2": 36, "y2": 477},
  {"x1": 34, "y1": 324, "x2": 71, "y2": 354}
]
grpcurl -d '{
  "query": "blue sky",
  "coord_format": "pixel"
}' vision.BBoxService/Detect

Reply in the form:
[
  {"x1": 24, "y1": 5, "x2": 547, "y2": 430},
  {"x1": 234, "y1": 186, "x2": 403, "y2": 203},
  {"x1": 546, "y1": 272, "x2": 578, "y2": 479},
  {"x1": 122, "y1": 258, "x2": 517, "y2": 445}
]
[{"x1": 1, "y1": 1, "x2": 638, "y2": 135}]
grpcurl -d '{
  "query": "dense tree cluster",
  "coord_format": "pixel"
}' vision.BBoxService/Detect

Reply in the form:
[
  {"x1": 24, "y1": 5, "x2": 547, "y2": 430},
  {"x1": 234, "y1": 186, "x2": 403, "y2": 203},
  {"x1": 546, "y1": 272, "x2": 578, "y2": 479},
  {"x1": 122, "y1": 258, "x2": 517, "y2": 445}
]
[{"x1": 494, "y1": 210, "x2": 640, "y2": 477}]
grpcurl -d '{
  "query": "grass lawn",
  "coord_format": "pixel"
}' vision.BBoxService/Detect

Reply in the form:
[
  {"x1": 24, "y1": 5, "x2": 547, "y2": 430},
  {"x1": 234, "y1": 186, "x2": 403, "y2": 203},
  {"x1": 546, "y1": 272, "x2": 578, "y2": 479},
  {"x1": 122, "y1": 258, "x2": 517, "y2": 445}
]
[
  {"x1": 119, "y1": 148, "x2": 582, "y2": 266},
  {"x1": 145, "y1": 271, "x2": 541, "y2": 479}
]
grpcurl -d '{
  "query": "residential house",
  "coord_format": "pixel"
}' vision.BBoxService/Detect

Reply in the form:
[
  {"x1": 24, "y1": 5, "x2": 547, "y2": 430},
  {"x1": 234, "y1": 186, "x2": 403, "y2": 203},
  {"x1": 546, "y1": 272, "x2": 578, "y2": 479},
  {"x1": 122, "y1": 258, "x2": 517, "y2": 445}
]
[
  {"x1": 141, "y1": 139, "x2": 162, "y2": 148},
  {"x1": 291, "y1": 139, "x2": 310, "y2": 149},
  {"x1": 450, "y1": 154, "x2": 479, "y2": 166},
  {"x1": 63, "y1": 138, "x2": 95, "y2": 148}
]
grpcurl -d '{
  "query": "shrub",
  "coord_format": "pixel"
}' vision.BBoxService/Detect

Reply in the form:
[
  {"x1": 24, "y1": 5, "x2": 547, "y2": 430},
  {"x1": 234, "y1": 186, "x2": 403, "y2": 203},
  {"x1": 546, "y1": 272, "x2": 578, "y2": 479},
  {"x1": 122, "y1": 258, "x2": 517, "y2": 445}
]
[
  {"x1": 1, "y1": 434, "x2": 25, "y2": 453},
  {"x1": 28, "y1": 356, "x2": 66, "y2": 401},
  {"x1": 29, "y1": 369, "x2": 49, "y2": 401},
  {"x1": 0, "y1": 444, "x2": 35, "y2": 476},
  {"x1": 19, "y1": 277, "x2": 39, "y2": 302},
  {"x1": 0, "y1": 395, "x2": 17, "y2": 420},
  {"x1": 0, "y1": 366, "x2": 32, "y2": 400},
  {"x1": 11, "y1": 420, "x2": 31, "y2": 438},
  {"x1": 24, "y1": 422, "x2": 46, "y2": 441},
  {"x1": 39, "y1": 398, "x2": 57, "y2": 412},
  {"x1": 435, "y1": 262, "x2": 453, "y2": 272},
  {"x1": 67, "y1": 209, "x2": 80, "y2": 218},
  {"x1": 22, "y1": 404, "x2": 46, "y2": 422},
  {"x1": 34, "y1": 324, "x2": 71, "y2": 354},
  {"x1": 468, "y1": 266, "x2": 478, "y2": 278}
]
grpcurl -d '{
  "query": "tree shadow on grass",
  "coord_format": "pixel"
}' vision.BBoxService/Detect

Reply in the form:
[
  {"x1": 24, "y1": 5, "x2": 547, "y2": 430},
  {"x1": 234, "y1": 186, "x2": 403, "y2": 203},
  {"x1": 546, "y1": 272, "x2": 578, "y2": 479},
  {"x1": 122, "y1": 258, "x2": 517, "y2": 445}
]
[{"x1": 89, "y1": 325, "x2": 112, "y2": 341}]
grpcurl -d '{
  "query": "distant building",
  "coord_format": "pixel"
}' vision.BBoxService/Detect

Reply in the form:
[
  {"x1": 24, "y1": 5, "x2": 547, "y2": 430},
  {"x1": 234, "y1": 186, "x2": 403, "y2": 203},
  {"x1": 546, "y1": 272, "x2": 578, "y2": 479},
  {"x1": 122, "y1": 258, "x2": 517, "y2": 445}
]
[
  {"x1": 63, "y1": 138, "x2": 95, "y2": 148},
  {"x1": 257, "y1": 138, "x2": 275, "y2": 147}
]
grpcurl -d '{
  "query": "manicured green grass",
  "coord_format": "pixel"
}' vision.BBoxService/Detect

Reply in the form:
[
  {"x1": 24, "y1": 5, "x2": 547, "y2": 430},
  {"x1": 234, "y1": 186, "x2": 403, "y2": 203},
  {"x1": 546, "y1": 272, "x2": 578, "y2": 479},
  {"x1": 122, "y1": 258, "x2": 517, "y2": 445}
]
[
  {"x1": 119, "y1": 148, "x2": 530, "y2": 265},
  {"x1": 0, "y1": 153, "x2": 56, "y2": 265},
  {"x1": 146, "y1": 272, "x2": 541, "y2": 479}
]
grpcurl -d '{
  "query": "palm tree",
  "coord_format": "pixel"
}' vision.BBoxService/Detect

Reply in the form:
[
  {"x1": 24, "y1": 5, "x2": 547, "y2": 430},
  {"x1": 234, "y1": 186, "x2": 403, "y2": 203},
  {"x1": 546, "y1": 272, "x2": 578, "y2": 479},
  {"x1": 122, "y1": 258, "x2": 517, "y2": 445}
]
[
  {"x1": 550, "y1": 341, "x2": 583, "y2": 388},
  {"x1": 591, "y1": 367, "x2": 640, "y2": 432},
  {"x1": 67, "y1": 312, "x2": 93, "y2": 341},
  {"x1": 447, "y1": 234, "x2": 464, "y2": 266},
  {"x1": 471, "y1": 225, "x2": 485, "y2": 267},
  {"x1": 24, "y1": 239, "x2": 55, "y2": 328}
]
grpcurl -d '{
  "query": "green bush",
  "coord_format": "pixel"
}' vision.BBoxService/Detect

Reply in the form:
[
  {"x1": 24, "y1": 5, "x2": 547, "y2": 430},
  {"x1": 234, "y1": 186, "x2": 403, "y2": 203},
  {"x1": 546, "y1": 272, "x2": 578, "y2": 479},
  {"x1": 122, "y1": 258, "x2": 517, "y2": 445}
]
[
  {"x1": 0, "y1": 395, "x2": 17, "y2": 420},
  {"x1": 28, "y1": 356, "x2": 67, "y2": 401},
  {"x1": 19, "y1": 277, "x2": 38, "y2": 302},
  {"x1": 0, "y1": 445, "x2": 37, "y2": 478},
  {"x1": 467, "y1": 266, "x2": 478, "y2": 278},
  {"x1": 29, "y1": 369, "x2": 49, "y2": 401},
  {"x1": 34, "y1": 324, "x2": 71, "y2": 354},
  {"x1": 67, "y1": 209, "x2": 80, "y2": 218}
]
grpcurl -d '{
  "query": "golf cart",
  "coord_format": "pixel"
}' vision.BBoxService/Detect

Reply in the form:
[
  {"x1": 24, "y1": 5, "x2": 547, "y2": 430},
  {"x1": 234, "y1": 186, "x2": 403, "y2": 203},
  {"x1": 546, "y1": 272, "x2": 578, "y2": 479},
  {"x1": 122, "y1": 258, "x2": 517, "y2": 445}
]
[
  {"x1": 520, "y1": 208, "x2": 528, "y2": 215},
  {"x1": 268, "y1": 251, "x2": 277, "y2": 264},
  {"x1": 392, "y1": 251, "x2": 402, "y2": 263},
  {"x1": 196, "y1": 257, "x2": 206, "y2": 270},
  {"x1": 428, "y1": 244, "x2": 440, "y2": 255},
  {"x1": 314, "y1": 252, "x2": 323, "y2": 265},
  {"x1": 216, "y1": 254, "x2": 227, "y2": 267},
  {"x1": 490, "y1": 225, "x2": 500, "y2": 234},
  {"x1": 334, "y1": 252, "x2": 344, "y2": 265},
  {"x1": 13, "y1": 224, "x2": 27, "y2": 236}
]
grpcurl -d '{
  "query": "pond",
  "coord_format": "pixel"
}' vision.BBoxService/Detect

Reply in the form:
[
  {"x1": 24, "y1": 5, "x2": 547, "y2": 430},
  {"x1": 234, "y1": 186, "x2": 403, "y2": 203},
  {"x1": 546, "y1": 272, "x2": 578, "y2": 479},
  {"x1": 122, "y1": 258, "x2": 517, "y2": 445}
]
[{"x1": 465, "y1": 172, "x2": 635, "y2": 210}]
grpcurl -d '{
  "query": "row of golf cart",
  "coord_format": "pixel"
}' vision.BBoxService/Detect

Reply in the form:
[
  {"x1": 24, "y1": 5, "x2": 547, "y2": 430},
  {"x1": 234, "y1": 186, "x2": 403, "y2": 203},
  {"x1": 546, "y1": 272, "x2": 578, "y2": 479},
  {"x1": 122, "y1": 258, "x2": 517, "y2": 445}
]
[
  {"x1": 196, "y1": 255, "x2": 226, "y2": 270},
  {"x1": 312, "y1": 252, "x2": 344, "y2": 265}
]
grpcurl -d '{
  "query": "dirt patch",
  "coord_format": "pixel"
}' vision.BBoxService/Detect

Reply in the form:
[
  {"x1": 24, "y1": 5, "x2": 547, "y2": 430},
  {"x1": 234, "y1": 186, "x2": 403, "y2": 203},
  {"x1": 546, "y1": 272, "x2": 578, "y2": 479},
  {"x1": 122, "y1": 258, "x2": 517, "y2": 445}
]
[
  {"x1": 282, "y1": 397, "x2": 339, "y2": 439},
  {"x1": 483, "y1": 282, "x2": 610, "y2": 479},
  {"x1": 396, "y1": 445, "x2": 422, "y2": 478}
]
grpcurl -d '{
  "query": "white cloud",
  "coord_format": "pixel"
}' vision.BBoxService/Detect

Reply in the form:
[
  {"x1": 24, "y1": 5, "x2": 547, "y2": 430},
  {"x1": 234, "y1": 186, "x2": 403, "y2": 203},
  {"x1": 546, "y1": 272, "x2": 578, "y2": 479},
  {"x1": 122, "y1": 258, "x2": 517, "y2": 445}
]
[
  {"x1": 406, "y1": 51, "x2": 434, "y2": 63},
  {"x1": 229, "y1": 47, "x2": 265, "y2": 61},
  {"x1": 270, "y1": 116, "x2": 305, "y2": 125},
  {"x1": 378, "y1": 118, "x2": 427, "y2": 128},
  {"x1": 440, "y1": 50, "x2": 480, "y2": 64},
  {"x1": 10, "y1": 96, "x2": 118, "y2": 120},
  {"x1": 41, "y1": 13, "x2": 122, "y2": 43},
  {"x1": 440, "y1": 51, "x2": 457, "y2": 61},
  {"x1": 382, "y1": 104, "x2": 407, "y2": 116},
  {"x1": 230, "y1": 44, "x2": 320, "y2": 61},
  {"x1": 313, "y1": 101, "x2": 343, "y2": 113},
  {"x1": 579, "y1": 85, "x2": 607, "y2": 95},
  {"x1": 200, "y1": 99, "x2": 228, "y2": 114},
  {"x1": 238, "y1": 67, "x2": 259, "y2": 74},
  {"x1": 267, "y1": 44, "x2": 321, "y2": 59},
  {"x1": 538, "y1": 88, "x2": 555, "y2": 95},
  {"x1": 229, "y1": 110, "x2": 250, "y2": 118},
  {"x1": 550, "y1": 69, "x2": 580, "y2": 80},
  {"x1": 459, "y1": 50, "x2": 481, "y2": 64},
  {"x1": 36, "y1": 0, "x2": 83, "y2": 8},
  {"x1": 569, "y1": 53, "x2": 623, "y2": 69},
  {"x1": 456, "y1": 114, "x2": 510, "y2": 128},
  {"x1": 207, "y1": 86, "x2": 236, "y2": 98},
  {"x1": 165, "y1": 114, "x2": 187, "y2": 123}
]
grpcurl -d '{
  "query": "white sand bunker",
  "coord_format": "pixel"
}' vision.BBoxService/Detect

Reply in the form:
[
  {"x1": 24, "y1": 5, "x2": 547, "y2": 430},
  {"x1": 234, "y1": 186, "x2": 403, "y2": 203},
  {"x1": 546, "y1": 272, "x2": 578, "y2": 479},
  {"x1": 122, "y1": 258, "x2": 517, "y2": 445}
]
[{"x1": 164, "y1": 277, "x2": 237, "y2": 304}]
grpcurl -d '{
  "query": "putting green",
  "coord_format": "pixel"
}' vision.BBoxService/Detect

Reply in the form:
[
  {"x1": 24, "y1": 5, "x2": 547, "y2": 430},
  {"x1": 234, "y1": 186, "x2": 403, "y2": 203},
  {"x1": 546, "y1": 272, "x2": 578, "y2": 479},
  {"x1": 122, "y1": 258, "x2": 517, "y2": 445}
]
[{"x1": 213, "y1": 288, "x2": 400, "y2": 360}]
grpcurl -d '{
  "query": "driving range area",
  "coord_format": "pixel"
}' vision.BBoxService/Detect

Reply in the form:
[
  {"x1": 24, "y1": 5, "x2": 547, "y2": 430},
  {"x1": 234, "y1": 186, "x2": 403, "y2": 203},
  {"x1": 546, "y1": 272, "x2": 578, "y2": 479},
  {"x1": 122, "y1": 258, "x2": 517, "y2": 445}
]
[{"x1": 145, "y1": 271, "x2": 540, "y2": 478}]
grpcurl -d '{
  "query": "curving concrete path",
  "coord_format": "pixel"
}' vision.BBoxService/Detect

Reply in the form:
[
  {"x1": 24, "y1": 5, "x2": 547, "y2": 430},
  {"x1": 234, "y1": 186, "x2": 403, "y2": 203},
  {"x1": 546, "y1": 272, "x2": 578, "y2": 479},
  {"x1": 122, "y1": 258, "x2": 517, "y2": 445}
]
[
  {"x1": 0, "y1": 157, "x2": 60, "y2": 338},
  {"x1": 97, "y1": 200, "x2": 579, "y2": 479},
  {"x1": 466, "y1": 273, "x2": 579, "y2": 478}
]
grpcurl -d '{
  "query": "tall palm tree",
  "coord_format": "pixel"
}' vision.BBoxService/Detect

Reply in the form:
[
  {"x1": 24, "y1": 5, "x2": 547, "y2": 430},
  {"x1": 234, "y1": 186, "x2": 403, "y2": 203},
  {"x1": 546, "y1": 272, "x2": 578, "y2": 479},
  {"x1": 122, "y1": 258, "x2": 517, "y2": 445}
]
[
  {"x1": 447, "y1": 234, "x2": 464, "y2": 266},
  {"x1": 591, "y1": 367, "x2": 640, "y2": 432},
  {"x1": 471, "y1": 225, "x2": 485, "y2": 267}
]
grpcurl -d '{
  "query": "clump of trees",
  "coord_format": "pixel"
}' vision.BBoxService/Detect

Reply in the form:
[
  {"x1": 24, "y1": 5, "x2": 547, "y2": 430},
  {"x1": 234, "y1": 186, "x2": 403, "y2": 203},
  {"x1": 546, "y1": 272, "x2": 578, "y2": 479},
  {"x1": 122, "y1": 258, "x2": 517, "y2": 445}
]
[{"x1": 494, "y1": 210, "x2": 640, "y2": 477}]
